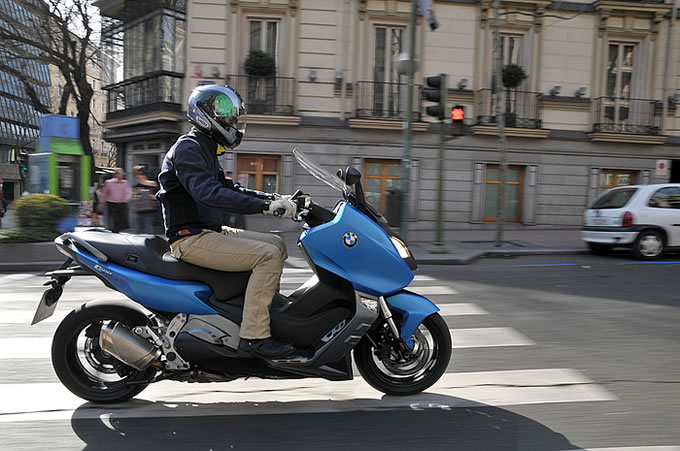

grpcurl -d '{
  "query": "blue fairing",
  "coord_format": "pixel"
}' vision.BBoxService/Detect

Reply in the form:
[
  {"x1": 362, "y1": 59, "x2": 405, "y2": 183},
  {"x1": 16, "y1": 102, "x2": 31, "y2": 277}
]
[
  {"x1": 74, "y1": 248, "x2": 218, "y2": 315},
  {"x1": 300, "y1": 203, "x2": 413, "y2": 296},
  {"x1": 385, "y1": 291, "x2": 439, "y2": 349}
]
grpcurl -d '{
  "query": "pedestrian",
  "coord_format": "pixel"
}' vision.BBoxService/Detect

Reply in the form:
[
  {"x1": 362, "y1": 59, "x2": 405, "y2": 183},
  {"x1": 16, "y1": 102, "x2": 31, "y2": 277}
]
[
  {"x1": 132, "y1": 165, "x2": 158, "y2": 234},
  {"x1": 0, "y1": 197, "x2": 7, "y2": 229},
  {"x1": 157, "y1": 84, "x2": 296, "y2": 359},
  {"x1": 100, "y1": 168, "x2": 131, "y2": 233}
]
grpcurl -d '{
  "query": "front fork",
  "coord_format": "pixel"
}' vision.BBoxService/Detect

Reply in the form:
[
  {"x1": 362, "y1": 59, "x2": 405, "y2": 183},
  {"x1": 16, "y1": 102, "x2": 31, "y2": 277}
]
[{"x1": 378, "y1": 296, "x2": 402, "y2": 343}]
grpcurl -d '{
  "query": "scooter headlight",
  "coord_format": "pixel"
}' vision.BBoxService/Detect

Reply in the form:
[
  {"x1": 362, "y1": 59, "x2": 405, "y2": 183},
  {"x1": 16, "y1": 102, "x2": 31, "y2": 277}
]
[{"x1": 390, "y1": 236, "x2": 411, "y2": 259}]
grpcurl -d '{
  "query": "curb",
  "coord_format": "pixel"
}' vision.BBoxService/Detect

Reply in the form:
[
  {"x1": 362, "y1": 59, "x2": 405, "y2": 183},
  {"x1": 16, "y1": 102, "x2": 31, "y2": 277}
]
[
  {"x1": 413, "y1": 248, "x2": 589, "y2": 265},
  {"x1": 0, "y1": 261, "x2": 64, "y2": 273}
]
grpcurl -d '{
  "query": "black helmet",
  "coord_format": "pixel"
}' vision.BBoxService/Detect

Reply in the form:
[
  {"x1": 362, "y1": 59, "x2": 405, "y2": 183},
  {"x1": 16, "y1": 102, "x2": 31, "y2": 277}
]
[{"x1": 187, "y1": 84, "x2": 247, "y2": 148}]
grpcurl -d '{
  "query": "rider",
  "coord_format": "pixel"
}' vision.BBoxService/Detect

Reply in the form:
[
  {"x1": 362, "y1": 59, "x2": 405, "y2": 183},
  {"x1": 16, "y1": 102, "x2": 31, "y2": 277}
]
[{"x1": 157, "y1": 84, "x2": 296, "y2": 359}]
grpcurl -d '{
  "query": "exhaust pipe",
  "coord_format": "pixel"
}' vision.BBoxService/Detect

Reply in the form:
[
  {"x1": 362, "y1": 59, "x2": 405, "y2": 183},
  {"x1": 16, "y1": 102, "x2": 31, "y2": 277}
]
[{"x1": 99, "y1": 322, "x2": 161, "y2": 371}]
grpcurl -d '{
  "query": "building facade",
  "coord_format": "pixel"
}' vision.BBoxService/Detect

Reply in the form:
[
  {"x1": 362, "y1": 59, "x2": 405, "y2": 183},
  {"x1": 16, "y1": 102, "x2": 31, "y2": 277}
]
[
  {"x1": 0, "y1": 0, "x2": 51, "y2": 202},
  {"x1": 100, "y1": 0, "x2": 680, "y2": 233}
]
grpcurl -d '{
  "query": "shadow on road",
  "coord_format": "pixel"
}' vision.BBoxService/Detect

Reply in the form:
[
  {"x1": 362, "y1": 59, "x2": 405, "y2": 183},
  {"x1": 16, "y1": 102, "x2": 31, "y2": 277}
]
[{"x1": 69, "y1": 395, "x2": 582, "y2": 451}]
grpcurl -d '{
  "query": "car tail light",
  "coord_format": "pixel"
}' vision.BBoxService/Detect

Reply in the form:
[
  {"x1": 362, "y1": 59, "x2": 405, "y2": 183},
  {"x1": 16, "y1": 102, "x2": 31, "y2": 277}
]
[{"x1": 622, "y1": 211, "x2": 634, "y2": 227}]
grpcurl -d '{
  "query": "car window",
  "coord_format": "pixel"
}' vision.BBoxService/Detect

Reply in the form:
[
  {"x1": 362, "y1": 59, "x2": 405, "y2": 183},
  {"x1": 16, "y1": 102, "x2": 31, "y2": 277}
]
[
  {"x1": 648, "y1": 187, "x2": 680, "y2": 209},
  {"x1": 591, "y1": 188, "x2": 637, "y2": 209}
]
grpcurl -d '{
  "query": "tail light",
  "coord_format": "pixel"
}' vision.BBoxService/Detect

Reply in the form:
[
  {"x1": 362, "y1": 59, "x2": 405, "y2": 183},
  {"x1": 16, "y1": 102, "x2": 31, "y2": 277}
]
[{"x1": 622, "y1": 211, "x2": 634, "y2": 227}]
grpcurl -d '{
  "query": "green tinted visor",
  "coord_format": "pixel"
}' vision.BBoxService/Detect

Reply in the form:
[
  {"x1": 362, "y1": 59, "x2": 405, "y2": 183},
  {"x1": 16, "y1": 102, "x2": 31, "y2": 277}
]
[{"x1": 214, "y1": 94, "x2": 246, "y2": 133}]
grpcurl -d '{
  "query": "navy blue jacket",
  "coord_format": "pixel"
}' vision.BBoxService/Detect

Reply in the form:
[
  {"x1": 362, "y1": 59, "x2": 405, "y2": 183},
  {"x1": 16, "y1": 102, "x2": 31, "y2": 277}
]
[{"x1": 157, "y1": 129, "x2": 265, "y2": 239}]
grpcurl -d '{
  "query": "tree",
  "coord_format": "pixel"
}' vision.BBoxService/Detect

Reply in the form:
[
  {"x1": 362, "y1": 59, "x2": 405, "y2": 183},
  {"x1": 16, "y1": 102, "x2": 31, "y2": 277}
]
[{"x1": 0, "y1": 0, "x2": 100, "y2": 174}]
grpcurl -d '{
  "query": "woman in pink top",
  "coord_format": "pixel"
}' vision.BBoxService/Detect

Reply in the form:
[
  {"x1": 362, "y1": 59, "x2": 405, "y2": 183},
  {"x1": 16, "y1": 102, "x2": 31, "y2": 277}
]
[{"x1": 100, "y1": 168, "x2": 132, "y2": 233}]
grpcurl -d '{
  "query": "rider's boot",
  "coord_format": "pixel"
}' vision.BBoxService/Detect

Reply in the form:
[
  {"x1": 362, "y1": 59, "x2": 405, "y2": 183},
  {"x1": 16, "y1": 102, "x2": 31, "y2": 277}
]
[{"x1": 238, "y1": 337, "x2": 295, "y2": 359}]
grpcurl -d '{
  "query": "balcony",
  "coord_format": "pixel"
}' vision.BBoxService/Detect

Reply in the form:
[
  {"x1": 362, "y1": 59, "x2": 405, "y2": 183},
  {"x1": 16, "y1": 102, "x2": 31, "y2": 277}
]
[
  {"x1": 104, "y1": 71, "x2": 184, "y2": 119},
  {"x1": 225, "y1": 75, "x2": 295, "y2": 116},
  {"x1": 353, "y1": 81, "x2": 422, "y2": 121},
  {"x1": 593, "y1": 97, "x2": 661, "y2": 135},
  {"x1": 476, "y1": 89, "x2": 543, "y2": 128}
]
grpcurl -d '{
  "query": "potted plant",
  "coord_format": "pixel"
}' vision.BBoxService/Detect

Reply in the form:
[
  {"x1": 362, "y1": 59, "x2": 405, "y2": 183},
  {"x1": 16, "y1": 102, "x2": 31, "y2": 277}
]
[
  {"x1": 244, "y1": 50, "x2": 276, "y2": 114},
  {"x1": 501, "y1": 63, "x2": 527, "y2": 127}
]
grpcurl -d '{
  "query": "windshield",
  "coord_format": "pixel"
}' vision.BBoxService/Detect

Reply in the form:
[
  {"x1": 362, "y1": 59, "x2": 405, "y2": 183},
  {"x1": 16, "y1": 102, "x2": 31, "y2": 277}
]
[
  {"x1": 292, "y1": 148, "x2": 348, "y2": 193},
  {"x1": 591, "y1": 188, "x2": 637, "y2": 209}
]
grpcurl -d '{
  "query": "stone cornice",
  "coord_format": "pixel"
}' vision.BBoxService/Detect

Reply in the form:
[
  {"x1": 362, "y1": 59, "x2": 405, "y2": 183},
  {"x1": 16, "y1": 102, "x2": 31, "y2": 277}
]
[
  {"x1": 348, "y1": 119, "x2": 429, "y2": 131},
  {"x1": 248, "y1": 115, "x2": 302, "y2": 126},
  {"x1": 472, "y1": 125, "x2": 551, "y2": 138},
  {"x1": 589, "y1": 132, "x2": 667, "y2": 144},
  {"x1": 103, "y1": 111, "x2": 182, "y2": 129},
  {"x1": 593, "y1": 0, "x2": 672, "y2": 15}
]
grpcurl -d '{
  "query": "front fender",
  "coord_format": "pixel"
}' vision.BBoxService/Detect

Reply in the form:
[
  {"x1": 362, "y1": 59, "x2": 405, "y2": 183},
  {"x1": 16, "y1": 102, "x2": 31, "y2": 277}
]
[{"x1": 385, "y1": 291, "x2": 439, "y2": 349}]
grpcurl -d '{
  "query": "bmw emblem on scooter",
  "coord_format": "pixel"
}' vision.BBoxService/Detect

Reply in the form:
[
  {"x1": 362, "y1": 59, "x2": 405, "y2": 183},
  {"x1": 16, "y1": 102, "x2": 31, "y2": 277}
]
[{"x1": 343, "y1": 232, "x2": 358, "y2": 248}]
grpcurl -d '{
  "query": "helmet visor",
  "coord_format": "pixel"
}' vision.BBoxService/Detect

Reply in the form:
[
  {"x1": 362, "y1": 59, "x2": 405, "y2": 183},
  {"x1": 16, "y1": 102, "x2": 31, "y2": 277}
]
[{"x1": 213, "y1": 92, "x2": 247, "y2": 135}]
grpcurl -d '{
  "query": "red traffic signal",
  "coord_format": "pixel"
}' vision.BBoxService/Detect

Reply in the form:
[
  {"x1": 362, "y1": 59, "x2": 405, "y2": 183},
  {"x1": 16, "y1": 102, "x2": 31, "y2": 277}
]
[{"x1": 451, "y1": 105, "x2": 464, "y2": 121}]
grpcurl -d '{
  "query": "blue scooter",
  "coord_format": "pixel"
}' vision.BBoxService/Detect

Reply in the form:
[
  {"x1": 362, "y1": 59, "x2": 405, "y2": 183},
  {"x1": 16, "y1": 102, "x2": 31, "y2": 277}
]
[{"x1": 34, "y1": 149, "x2": 451, "y2": 403}]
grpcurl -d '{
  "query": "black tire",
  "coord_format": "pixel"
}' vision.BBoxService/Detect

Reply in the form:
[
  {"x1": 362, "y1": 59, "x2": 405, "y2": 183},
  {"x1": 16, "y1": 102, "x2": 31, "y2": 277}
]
[
  {"x1": 587, "y1": 242, "x2": 613, "y2": 255},
  {"x1": 631, "y1": 229, "x2": 665, "y2": 260},
  {"x1": 355, "y1": 313, "x2": 451, "y2": 396},
  {"x1": 52, "y1": 302, "x2": 157, "y2": 404}
]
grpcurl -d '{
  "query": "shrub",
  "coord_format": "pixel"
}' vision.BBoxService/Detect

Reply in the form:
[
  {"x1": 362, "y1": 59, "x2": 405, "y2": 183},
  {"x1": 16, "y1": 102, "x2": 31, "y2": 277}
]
[
  {"x1": 244, "y1": 50, "x2": 276, "y2": 77},
  {"x1": 14, "y1": 193, "x2": 70, "y2": 232},
  {"x1": 502, "y1": 64, "x2": 527, "y2": 89}
]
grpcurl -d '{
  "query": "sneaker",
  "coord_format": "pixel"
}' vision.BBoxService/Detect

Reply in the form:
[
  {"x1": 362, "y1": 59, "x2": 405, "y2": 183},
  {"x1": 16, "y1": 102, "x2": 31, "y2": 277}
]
[{"x1": 237, "y1": 337, "x2": 295, "y2": 359}]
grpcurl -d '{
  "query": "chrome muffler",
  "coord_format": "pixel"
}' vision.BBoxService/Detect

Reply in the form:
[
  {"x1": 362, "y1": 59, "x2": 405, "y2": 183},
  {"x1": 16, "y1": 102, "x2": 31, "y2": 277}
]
[{"x1": 99, "y1": 322, "x2": 161, "y2": 371}]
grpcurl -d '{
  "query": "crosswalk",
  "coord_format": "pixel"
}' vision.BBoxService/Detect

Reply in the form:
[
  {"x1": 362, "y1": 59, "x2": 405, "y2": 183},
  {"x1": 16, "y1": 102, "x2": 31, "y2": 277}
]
[{"x1": 0, "y1": 265, "x2": 672, "y2": 450}]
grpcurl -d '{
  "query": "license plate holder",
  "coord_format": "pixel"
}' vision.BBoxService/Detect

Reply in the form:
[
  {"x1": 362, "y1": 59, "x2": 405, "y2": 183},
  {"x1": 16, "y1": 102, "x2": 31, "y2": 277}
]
[
  {"x1": 593, "y1": 218, "x2": 608, "y2": 225},
  {"x1": 31, "y1": 287, "x2": 63, "y2": 325}
]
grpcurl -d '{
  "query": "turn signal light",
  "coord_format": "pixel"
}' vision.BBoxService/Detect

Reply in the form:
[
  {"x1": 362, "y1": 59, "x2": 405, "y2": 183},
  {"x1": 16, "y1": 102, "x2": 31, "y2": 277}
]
[{"x1": 622, "y1": 211, "x2": 634, "y2": 227}]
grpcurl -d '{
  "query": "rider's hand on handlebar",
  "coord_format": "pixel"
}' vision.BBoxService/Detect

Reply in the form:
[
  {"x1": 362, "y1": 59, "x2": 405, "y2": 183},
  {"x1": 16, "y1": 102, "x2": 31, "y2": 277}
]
[{"x1": 265, "y1": 198, "x2": 296, "y2": 219}]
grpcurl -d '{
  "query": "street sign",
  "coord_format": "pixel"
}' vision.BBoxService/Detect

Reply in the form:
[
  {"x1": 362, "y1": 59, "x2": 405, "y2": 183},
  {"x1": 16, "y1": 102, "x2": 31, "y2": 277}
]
[{"x1": 656, "y1": 160, "x2": 669, "y2": 176}]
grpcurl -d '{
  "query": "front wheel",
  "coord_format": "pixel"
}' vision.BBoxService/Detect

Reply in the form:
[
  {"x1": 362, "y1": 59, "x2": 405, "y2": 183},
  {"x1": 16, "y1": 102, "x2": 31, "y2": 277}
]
[{"x1": 354, "y1": 313, "x2": 451, "y2": 396}]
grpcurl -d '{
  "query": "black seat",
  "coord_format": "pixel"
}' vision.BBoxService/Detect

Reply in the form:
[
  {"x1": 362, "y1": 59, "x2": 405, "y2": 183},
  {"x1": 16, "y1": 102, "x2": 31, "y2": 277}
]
[{"x1": 72, "y1": 231, "x2": 251, "y2": 301}]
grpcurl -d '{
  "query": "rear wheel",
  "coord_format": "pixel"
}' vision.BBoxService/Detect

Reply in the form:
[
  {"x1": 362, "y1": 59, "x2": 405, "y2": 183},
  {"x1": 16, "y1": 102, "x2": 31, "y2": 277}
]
[
  {"x1": 632, "y1": 230, "x2": 665, "y2": 260},
  {"x1": 52, "y1": 302, "x2": 157, "y2": 404},
  {"x1": 355, "y1": 313, "x2": 451, "y2": 396},
  {"x1": 587, "y1": 242, "x2": 613, "y2": 255}
]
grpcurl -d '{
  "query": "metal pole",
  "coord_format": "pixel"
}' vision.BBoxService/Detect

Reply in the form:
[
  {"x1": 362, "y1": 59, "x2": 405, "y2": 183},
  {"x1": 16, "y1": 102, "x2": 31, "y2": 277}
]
[
  {"x1": 429, "y1": 92, "x2": 448, "y2": 254},
  {"x1": 662, "y1": 0, "x2": 677, "y2": 134},
  {"x1": 493, "y1": 0, "x2": 507, "y2": 247},
  {"x1": 400, "y1": 0, "x2": 417, "y2": 240}
]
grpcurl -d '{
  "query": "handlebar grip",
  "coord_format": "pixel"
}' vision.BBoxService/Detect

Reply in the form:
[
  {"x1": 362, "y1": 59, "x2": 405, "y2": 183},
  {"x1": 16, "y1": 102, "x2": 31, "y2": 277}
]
[{"x1": 273, "y1": 208, "x2": 286, "y2": 217}]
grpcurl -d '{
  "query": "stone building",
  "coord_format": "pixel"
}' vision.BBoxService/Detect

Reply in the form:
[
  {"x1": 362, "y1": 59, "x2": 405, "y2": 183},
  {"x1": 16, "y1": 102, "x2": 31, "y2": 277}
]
[{"x1": 98, "y1": 0, "x2": 680, "y2": 235}]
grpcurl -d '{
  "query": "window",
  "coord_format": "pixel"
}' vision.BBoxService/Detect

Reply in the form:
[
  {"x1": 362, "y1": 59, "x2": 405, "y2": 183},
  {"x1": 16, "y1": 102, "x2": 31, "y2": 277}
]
[
  {"x1": 92, "y1": 80, "x2": 96, "y2": 90},
  {"x1": 92, "y1": 99, "x2": 96, "y2": 110},
  {"x1": 373, "y1": 26, "x2": 404, "y2": 117},
  {"x1": 501, "y1": 34, "x2": 522, "y2": 65},
  {"x1": 249, "y1": 20, "x2": 278, "y2": 60},
  {"x1": 592, "y1": 188, "x2": 637, "y2": 209},
  {"x1": 484, "y1": 165, "x2": 524, "y2": 222},
  {"x1": 364, "y1": 159, "x2": 401, "y2": 214},
  {"x1": 604, "y1": 44, "x2": 638, "y2": 126},
  {"x1": 600, "y1": 169, "x2": 636, "y2": 192},
  {"x1": 648, "y1": 187, "x2": 680, "y2": 209},
  {"x1": 237, "y1": 155, "x2": 280, "y2": 192}
]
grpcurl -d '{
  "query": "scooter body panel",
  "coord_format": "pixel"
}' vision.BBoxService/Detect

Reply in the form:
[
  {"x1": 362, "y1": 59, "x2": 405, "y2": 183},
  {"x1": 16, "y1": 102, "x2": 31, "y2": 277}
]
[
  {"x1": 74, "y1": 248, "x2": 218, "y2": 315},
  {"x1": 299, "y1": 203, "x2": 414, "y2": 297}
]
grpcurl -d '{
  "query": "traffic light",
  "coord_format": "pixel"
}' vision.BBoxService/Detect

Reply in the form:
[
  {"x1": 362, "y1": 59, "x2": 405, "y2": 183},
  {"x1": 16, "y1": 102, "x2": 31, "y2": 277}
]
[
  {"x1": 424, "y1": 74, "x2": 447, "y2": 120},
  {"x1": 451, "y1": 105, "x2": 465, "y2": 136}
]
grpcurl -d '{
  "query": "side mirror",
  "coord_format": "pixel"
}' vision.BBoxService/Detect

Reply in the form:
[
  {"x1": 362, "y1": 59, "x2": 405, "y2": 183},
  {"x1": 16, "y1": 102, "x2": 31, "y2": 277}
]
[{"x1": 345, "y1": 167, "x2": 362, "y2": 186}]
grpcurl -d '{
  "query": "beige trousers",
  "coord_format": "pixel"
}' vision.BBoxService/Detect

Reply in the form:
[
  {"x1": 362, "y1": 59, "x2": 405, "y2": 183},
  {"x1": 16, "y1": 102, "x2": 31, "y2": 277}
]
[{"x1": 170, "y1": 227, "x2": 288, "y2": 339}]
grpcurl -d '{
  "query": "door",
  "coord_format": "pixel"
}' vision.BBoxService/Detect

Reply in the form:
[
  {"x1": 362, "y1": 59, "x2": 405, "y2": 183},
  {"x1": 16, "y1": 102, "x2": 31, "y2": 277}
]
[
  {"x1": 373, "y1": 27, "x2": 404, "y2": 118},
  {"x1": 644, "y1": 186, "x2": 680, "y2": 246}
]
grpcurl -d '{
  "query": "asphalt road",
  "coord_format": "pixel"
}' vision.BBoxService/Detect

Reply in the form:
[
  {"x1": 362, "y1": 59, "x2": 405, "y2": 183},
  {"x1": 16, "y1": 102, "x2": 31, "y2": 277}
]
[{"x1": 0, "y1": 253, "x2": 679, "y2": 451}]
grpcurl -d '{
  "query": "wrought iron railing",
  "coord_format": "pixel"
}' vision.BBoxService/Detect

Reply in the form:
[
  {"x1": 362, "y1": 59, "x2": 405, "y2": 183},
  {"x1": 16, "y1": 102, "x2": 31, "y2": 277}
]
[
  {"x1": 354, "y1": 81, "x2": 422, "y2": 121},
  {"x1": 476, "y1": 89, "x2": 543, "y2": 128},
  {"x1": 104, "y1": 71, "x2": 184, "y2": 113},
  {"x1": 225, "y1": 75, "x2": 295, "y2": 115},
  {"x1": 593, "y1": 97, "x2": 661, "y2": 135}
]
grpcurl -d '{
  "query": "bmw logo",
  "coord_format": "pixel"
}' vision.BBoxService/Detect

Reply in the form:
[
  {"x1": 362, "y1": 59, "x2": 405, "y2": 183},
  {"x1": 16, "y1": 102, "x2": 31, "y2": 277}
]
[{"x1": 343, "y1": 232, "x2": 358, "y2": 248}]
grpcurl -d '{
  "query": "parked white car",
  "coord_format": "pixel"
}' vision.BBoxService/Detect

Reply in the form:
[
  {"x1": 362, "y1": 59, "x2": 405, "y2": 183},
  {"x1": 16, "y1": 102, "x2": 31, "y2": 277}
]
[{"x1": 582, "y1": 184, "x2": 680, "y2": 259}]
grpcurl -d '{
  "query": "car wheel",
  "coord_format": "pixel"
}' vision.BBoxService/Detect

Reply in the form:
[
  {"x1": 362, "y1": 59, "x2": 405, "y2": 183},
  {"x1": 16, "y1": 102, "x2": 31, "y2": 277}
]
[
  {"x1": 587, "y1": 243, "x2": 613, "y2": 255},
  {"x1": 632, "y1": 230, "x2": 665, "y2": 260}
]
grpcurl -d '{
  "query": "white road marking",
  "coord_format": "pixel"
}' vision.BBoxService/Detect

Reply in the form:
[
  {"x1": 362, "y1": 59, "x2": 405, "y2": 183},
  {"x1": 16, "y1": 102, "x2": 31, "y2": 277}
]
[
  {"x1": 0, "y1": 368, "x2": 616, "y2": 423},
  {"x1": 0, "y1": 310, "x2": 68, "y2": 324},
  {"x1": 451, "y1": 327, "x2": 535, "y2": 348},
  {"x1": 0, "y1": 291, "x2": 127, "y2": 302},
  {"x1": 0, "y1": 326, "x2": 532, "y2": 359},
  {"x1": 437, "y1": 303, "x2": 487, "y2": 316},
  {"x1": 410, "y1": 286, "x2": 457, "y2": 295}
]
